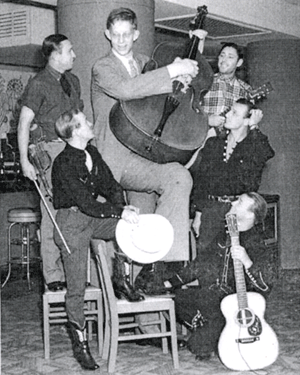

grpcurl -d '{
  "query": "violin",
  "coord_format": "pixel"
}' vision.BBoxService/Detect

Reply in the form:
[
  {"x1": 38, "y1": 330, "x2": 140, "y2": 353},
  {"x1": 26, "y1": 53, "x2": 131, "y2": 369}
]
[{"x1": 28, "y1": 124, "x2": 53, "y2": 199}]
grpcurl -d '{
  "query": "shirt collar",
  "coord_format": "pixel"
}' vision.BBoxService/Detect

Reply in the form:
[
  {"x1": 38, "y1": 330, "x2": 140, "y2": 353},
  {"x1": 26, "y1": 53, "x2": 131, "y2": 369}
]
[
  {"x1": 216, "y1": 73, "x2": 237, "y2": 85},
  {"x1": 112, "y1": 49, "x2": 134, "y2": 63},
  {"x1": 46, "y1": 64, "x2": 63, "y2": 81},
  {"x1": 111, "y1": 49, "x2": 136, "y2": 75},
  {"x1": 65, "y1": 142, "x2": 86, "y2": 157}
]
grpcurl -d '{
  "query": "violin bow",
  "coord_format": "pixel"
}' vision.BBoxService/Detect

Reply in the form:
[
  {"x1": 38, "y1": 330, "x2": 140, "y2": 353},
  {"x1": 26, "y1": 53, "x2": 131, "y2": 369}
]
[{"x1": 33, "y1": 179, "x2": 71, "y2": 254}]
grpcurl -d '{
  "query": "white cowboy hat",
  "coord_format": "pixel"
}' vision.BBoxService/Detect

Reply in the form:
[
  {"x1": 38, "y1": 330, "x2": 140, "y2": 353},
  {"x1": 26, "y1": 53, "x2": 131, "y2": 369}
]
[{"x1": 116, "y1": 214, "x2": 174, "y2": 264}]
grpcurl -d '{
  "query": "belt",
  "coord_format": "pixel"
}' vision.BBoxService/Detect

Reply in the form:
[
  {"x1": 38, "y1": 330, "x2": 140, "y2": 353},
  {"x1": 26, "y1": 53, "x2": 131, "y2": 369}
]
[
  {"x1": 48, "y1": 138, "x2": 64, "y2": 143},
  {"x1": 208, "y1": 195, "x2": 239, "y2": 203}
]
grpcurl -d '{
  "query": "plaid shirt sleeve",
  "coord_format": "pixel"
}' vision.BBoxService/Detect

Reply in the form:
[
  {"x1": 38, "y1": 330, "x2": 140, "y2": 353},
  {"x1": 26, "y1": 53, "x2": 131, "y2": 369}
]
[{"x1": 203, "y1": 74, "x2": 252, "y2": 116}]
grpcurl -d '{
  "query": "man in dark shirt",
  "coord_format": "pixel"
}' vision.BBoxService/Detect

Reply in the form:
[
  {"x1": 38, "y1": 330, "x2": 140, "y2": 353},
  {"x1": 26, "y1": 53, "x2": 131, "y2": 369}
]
[
  {"x1": 52, "y1": 108, "x2": 143, "y2": 370},
  {"x1": 190, "y1": 98, "x2": 274, "y2": 238},
  {"x1": 165, "y1": 193, "x2": 276, "y2": 360},
  {"x1": 18, "y1": 34, "x2": 83, "y2": 292}
]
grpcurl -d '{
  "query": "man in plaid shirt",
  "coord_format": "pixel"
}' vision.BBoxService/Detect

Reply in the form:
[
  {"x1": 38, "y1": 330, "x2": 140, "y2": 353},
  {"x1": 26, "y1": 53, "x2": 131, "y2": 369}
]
[{"x1": 202, "y1": 42, "x2": 255, "y2": 137}]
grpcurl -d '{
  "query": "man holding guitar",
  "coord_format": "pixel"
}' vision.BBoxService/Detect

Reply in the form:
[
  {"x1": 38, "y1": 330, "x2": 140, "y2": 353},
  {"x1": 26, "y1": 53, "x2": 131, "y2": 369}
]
[{"x1": 168, "y1": 192, "x2": 278, "y2": 364}]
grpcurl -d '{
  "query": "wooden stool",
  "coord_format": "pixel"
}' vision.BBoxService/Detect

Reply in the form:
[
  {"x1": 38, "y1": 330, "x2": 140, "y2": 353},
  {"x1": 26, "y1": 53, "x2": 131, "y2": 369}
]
[{"x1": 2, "y1": 207, "x2": 41, "y2": 290}]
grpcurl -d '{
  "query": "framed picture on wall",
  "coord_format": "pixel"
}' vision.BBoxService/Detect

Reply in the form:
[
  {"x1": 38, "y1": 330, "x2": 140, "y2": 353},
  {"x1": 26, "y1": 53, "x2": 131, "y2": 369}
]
[{"x1": 261, "y1": 194, "x2": 280, "y2": 246}]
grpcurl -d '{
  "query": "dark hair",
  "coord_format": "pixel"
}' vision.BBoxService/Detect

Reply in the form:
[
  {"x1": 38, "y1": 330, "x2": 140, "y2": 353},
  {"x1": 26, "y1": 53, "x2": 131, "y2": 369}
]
[
  {"x1": 55, "y1": 108, "x2": 81, "y2": 140},
  {"x1": 235, "y1": 98, "x2": 257, "y2": 119},
  {"x1": 106, "y1": 7, "x2": 137, "y2": 30},
  {"x1": 42, "y1": 34, "x2": 68, "y2": 61},
  {"x1": 246, "y1": 192, "x2": 267, "y2": 224},
  {"x1": 219, "y1": 42, "x2": 243, "y2": 60}
]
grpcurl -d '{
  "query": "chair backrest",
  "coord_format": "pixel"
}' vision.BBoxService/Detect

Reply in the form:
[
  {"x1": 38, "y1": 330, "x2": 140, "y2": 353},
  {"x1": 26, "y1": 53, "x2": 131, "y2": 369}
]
[{"x1": 91, "y1": 240, "x2": 118, "y2": 323}]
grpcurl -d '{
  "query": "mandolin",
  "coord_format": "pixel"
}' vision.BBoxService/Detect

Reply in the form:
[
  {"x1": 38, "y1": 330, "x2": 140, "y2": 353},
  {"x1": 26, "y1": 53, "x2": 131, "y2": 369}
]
[{"x1": 218, "y1": 213, "x2": 279, "y2": 371}]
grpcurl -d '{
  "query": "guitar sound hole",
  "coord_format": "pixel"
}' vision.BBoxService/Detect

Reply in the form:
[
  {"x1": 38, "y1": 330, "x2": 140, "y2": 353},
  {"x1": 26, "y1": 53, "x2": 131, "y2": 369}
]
[{"x1": 236, "y1": 308, "x2": 255, "y2": 327}]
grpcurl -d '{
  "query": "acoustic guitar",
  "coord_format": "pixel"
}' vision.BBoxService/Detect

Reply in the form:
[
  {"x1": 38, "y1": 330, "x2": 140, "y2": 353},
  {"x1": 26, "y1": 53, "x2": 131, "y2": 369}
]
[{"x1": 218, "y1": 213, "x2": 279, "y2": 371}]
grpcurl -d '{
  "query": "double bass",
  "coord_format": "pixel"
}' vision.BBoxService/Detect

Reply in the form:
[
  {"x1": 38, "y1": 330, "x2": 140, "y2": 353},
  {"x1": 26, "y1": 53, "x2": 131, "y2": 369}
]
[{"x1": 109, "y1": 5, "x2": 213, "y2": 165}]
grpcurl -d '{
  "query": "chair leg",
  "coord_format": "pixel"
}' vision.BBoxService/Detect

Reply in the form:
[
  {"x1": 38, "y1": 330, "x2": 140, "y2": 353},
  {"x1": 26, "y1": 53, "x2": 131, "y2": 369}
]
[
  {"x1": 107, "y1": 319, "x2": 119, "y2": 373},
  {"x1": 87, "y1": 301, "x2": 93, "y2": 342},
  {"x1": 43, "y1": 294, "x2": 50, "y2": 359},
  {"x1": 97, "y1": 293, "x2": 103, "y2": 356},
  {"x1": 169, "y1": 305, "x2": 179, "y2": 369},
  {"x1": 160, "y1": 311, "x2": 168, "y2": 354}
]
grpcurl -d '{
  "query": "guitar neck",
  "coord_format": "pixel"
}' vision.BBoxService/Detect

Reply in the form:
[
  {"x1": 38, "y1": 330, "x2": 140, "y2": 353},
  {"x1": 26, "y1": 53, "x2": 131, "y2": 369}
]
[{"x1": 231, "y1": 235, "x2": 248, "y2": 310}]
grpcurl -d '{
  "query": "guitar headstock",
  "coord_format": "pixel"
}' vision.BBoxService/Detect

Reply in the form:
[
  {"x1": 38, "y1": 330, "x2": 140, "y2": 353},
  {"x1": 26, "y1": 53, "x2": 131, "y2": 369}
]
[
  {"x1": 247, "y1": 81, "x2": 274, "y2": 102},
  {"x1": 225, "y1": 213, "x2": 239, "y2": 238},
  {"x1": 189, "y1": 5, "x2": 208, "y2": 31}
]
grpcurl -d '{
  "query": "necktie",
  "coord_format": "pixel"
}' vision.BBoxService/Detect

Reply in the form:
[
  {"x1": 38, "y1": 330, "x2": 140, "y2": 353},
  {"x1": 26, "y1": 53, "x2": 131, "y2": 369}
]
[
  {"x1": 60, "y1": 73, "x2": 71, "y2": 97},
  {"x1": 128, "y1": 59, "x2": 138, "y2": 78}
]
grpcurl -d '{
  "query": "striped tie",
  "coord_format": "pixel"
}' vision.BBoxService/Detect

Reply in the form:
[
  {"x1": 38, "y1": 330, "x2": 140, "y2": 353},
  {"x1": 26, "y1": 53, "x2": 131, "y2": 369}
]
[{"x1": 128, "y1": 59, "x2": 138, "y2": 78}]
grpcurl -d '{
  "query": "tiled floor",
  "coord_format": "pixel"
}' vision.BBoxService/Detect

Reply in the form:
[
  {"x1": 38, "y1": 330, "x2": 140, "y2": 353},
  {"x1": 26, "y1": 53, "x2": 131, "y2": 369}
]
[{"x1": 1, "y1": 264, "x2": 300, "y2": 375}]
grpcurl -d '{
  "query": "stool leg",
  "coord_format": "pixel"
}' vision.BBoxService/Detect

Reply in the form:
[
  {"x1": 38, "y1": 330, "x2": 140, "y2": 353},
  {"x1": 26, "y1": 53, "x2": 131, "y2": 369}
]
[
  {"x1": 25, "y1": 224, "x2": 31, "y2": 290},
  {"x1": 2, "y1": 222, "x2": 15, "y2": 288}
]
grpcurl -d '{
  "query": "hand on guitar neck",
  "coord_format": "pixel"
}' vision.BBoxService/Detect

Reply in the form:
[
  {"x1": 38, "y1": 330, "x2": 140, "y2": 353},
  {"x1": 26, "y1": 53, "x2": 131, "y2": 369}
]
[{"x1": 230, "y1": 243, "x2": 253, "y2": 270}]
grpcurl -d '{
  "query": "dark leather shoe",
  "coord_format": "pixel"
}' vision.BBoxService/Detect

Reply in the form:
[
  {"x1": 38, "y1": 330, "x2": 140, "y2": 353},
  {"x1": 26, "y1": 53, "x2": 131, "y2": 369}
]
[
  {"x1": 113, "y1": 276, "x2": 145, "y2": 302},
  {"x1": 195, "y1": 353, "x2": 212, "y2": 361},
  {"x1": 47, "y1": 281, "x2": 66, "y2": 292},
  {"x1": 136, "y1": 338, "x2": 162, "y2": 348},
  {"x1": 135, "y1": 263, "x2": 171, "y2": 295},
  {"x1": 178, "y1": 339, "x2": 188, "y2": 350}
]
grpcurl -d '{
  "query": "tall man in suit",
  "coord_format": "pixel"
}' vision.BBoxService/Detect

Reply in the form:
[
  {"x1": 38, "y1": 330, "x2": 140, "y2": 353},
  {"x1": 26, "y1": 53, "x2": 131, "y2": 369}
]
[{"x1": 91, "y1": 7, "x2": 206, "y2": 267}]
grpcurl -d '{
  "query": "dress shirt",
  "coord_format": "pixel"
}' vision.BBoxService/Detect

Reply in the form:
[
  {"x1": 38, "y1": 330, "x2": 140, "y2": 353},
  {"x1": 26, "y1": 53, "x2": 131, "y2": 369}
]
[{"x1": 21, "y1": 65, "x2": 83, "y2": 141}]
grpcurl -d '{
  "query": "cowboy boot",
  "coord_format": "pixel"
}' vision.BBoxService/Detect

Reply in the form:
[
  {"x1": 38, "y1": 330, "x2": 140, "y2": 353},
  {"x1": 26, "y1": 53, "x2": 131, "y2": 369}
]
[
  {"x1": 68, "y1": 321, "x2": 99, "y2": 370},
  {"x1": 135, "y1": 262, "x2": 169, "y2": 295},
  {"x1": 112, "y1": 252, "x2": 144, "y2": 302}
]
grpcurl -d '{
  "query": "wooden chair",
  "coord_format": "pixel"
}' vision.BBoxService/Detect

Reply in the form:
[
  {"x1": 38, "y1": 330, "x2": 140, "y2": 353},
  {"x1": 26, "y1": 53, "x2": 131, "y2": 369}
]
[
  {"x1": 43, "y1": 248, "x2": 103, "y2": 359},
  {"x1": 91, "y1": 239, "x2": 179, "y2": 374}
]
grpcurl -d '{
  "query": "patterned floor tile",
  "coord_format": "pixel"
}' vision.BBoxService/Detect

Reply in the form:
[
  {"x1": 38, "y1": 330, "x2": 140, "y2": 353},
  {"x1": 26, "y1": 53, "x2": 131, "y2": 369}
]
[{"x1": 1, "y1": 269, "x2": 300, "y2": 374}]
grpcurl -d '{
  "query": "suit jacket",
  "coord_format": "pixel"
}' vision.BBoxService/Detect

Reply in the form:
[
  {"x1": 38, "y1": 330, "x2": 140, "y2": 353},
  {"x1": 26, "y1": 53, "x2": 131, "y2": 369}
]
[{"x1": 91, "y1": 51, "x2": 173, "y2": 180}]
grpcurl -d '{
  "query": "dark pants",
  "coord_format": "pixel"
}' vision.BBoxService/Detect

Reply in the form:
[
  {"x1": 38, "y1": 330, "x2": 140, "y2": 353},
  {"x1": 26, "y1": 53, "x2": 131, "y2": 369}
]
[
  {"x1": 168, "y1": 201, "x2": 229, "y2": 288},
  {"x1": 54, "y1": 208, "x2": 118, "y2": 329},
  {"x1": 175, "y1": 287, "x2": 225, "y2": 357}
]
